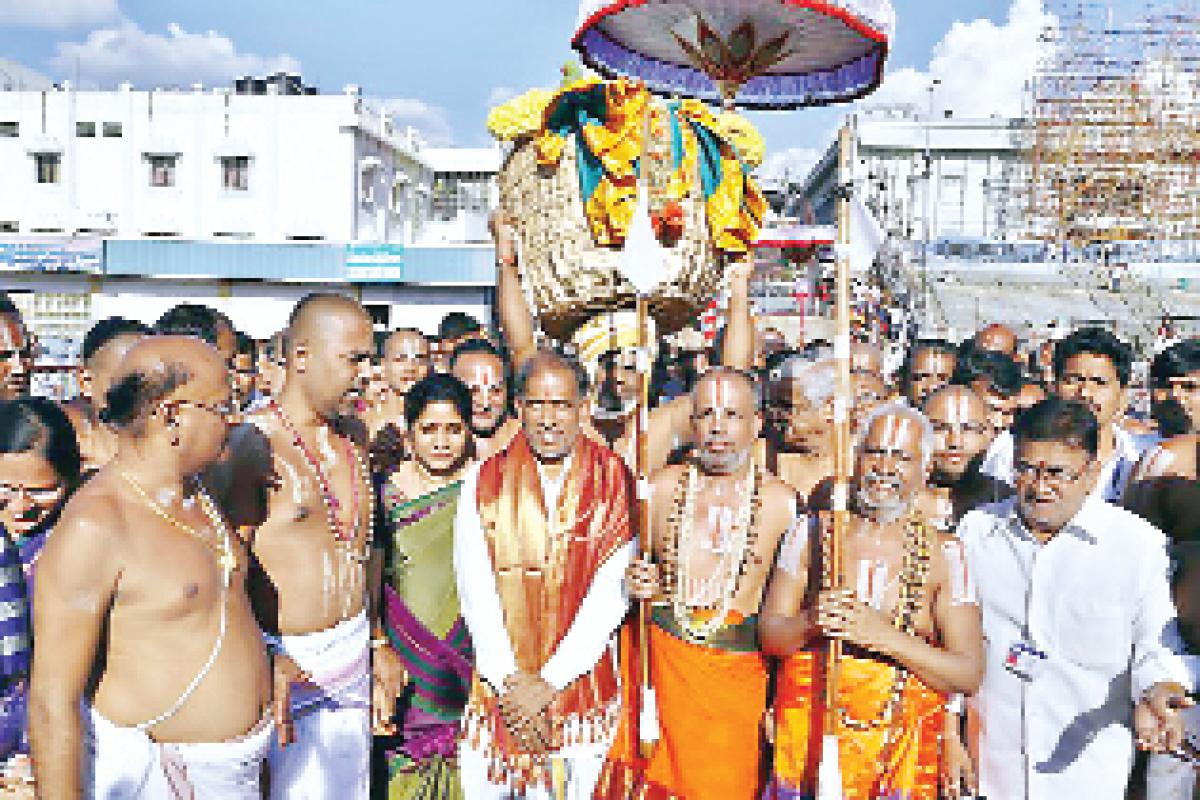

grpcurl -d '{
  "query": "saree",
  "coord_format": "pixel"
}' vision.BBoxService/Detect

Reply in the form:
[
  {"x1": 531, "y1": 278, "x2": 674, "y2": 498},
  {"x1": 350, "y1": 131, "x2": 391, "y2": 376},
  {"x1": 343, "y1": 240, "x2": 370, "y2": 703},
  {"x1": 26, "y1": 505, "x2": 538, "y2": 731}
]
[
  {"x1": 766, "y1": 651, "x2": 944, "y2": 800},
  {"x1": 381, "y1": 480, "x2": 473, "y2": 800},
  {"x1": 595, "y1": 609, "x2": 769, "y2": 800}
]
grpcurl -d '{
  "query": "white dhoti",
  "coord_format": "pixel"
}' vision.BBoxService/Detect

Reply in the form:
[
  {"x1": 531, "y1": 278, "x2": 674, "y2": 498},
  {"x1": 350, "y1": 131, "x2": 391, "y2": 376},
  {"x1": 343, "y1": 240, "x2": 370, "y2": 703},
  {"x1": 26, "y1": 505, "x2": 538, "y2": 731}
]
[
  {"x1": 84, "y1": 705, "x2": 273, "y2": 799},
  {"x1": 268, "y1": 610, "x2": 370, "y2": 800},
  {"x1": 457, "y1": 707, "x2": 616, "y2": 800}
]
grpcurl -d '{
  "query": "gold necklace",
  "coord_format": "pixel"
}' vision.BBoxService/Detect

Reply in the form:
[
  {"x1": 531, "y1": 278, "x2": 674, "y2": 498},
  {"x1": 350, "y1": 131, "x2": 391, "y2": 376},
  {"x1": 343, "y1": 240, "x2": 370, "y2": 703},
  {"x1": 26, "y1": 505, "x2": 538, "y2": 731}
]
[{"x1": 119, "y1": 472, "x2": 236, "y2": 579}]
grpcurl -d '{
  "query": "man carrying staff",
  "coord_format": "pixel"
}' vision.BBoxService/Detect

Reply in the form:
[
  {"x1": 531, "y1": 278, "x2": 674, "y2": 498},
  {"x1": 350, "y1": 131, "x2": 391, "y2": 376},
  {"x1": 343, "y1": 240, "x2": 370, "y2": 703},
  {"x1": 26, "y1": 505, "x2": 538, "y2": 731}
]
[
  {"x1": 236, "y1": 293, "x2": 399, "y2": 799},
  {"x1": 602, "y1": 368, "x2": 798, "y2": 800},
  {"x1": 29, "y1": 336, "x2": 276, "y2": 797},
  {"x1": 454, "y1": 350, "x2": 634, "y2": 799},
  {"x1": 759, "y1": 404, "x2": 984, "y2": 799}
]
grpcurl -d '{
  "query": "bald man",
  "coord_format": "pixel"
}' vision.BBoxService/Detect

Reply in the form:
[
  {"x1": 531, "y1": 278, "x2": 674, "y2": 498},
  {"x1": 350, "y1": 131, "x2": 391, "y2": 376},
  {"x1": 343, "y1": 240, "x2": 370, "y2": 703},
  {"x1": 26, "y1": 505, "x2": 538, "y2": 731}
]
[
  {"x1": 612, "y1": 368, "x2": 798, "y2": 800},
  {"x1": 30, "y1": 336, "x2": 275, "y2": 798},
  {"x1": 370, "y1": 329, "x2": 430, "y2": 434},
  {"x1": 760, "y1": 404, "x2": 984, "y2": 799},
  {"x1": 924, "y1": 385, "x2": 1012, "y2": 525},
  {"x1": 233, "y1": 294, "x2": 383, "y2": 799},
  {"x1": 63, "y1": 317, "x2": 151, "y2": 474},
  {"x1": 974, "y1": 324, "x2": 1018, "y2": 359}
]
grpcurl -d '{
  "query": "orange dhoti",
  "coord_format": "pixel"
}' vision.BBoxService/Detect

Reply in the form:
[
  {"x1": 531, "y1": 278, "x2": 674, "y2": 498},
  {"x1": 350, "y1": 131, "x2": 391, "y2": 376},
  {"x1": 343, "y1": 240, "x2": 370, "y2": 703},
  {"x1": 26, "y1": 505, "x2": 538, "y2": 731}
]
[
  {"x1": 596, "y1": 610, "x2": 768, "y2": 800},
  {"x1": 767, "y1": 650, "x2": 944, "y2": 800}
]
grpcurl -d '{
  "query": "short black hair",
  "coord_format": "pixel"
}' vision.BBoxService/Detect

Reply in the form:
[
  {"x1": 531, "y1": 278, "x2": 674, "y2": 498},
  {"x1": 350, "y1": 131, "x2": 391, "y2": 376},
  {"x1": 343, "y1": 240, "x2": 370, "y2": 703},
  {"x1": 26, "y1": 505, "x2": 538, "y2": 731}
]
[
  {"x1": 449, "y1": 337, "x2": 508, "y2": 374},
  {"x1": 234, "y1": 330, "x2": 255, "y2": 360},
  {"x1": 899, "y1": 339, "x2": 957, "y2": 389},
  {"x1": 154, "y1": 304, "x2": 232, "y2": 348},
  {"x1": 404, "y1": 373, "x2": 472, "y2": 428},
  {"x1": 1151, "y1": 339, "x2": 1200, "y2": 385},
  {"x1": 0, "y1": 396, "x2": 81, "y2": 487},
  {"x1": 1053, "y1": 326, "x2": 1132, "y2": 387},
  {"x1": 514, "y1": 349, "x2": 590, "y2": 400},
  {"x1": 438, "y1": 312, "x2": 482, "y2": 343},
  {"x1": 952, "y1": 344, "x2": 1023, "y2": 398},
  {"x1": 81, "y1": 317, "x2": 152, "y2": 364},
  {"x1": 0, "y1": 294, "x2": 19, "y2": 318},
  {"x1": 1012, "y1": 396, "x2": 1099, "y2": 457}
]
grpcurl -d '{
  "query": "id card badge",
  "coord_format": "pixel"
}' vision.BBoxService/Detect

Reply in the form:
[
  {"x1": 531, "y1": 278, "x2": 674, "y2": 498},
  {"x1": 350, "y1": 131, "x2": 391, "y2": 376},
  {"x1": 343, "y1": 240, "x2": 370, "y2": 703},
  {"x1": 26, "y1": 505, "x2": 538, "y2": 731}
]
[{"x1": 1004, "y1": 640, "x2": 1048, "y2": 682}]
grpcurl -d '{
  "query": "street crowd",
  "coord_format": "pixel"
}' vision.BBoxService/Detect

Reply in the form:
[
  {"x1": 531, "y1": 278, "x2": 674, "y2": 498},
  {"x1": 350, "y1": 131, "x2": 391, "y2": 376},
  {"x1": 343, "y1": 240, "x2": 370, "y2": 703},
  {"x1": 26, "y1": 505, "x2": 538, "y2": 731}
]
[{"x1": 0, "y1": 220, "x2": 1197, "y2": 799}]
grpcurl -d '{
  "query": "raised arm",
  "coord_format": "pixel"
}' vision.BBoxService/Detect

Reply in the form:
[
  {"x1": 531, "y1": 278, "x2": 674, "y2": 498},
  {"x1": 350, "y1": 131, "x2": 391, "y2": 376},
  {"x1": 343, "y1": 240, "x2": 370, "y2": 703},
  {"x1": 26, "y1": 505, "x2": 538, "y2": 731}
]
[
  {"x1": 720, "y1": 255, "x2": 755, "y2": 371},
  {"x1": 492, "y1": 214, "x2": 537, "y2": 372},
  {"x1": 29, "y1": 498, "x2": 122, "y2": 798}
]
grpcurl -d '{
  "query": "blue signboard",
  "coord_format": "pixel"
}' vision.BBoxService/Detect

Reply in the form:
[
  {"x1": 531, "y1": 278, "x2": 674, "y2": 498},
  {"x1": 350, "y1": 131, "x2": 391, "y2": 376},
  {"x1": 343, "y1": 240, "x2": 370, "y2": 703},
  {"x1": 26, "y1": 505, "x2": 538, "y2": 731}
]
[
  {"x1": 0, "y1": 237, "x2": 102, "y2": 274},
  {"x1": 345, "y1": 243, "x2": 405, "y2": 281}
]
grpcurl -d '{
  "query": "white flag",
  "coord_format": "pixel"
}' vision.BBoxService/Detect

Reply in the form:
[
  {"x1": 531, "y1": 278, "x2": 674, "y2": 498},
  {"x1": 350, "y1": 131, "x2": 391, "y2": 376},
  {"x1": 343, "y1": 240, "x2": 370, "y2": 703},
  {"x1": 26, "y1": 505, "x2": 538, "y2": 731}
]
[{"x1": 847, "y1": 195, "x2": 885, "y2": 274}]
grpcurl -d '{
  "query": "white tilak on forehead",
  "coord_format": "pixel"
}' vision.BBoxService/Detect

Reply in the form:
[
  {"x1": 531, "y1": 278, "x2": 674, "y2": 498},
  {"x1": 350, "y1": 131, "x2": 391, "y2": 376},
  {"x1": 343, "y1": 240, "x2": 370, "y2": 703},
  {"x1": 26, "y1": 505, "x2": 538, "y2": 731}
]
[
  {"x1": 942, "y1": 395, "x2": 975, "y2": 426},
  {"x1": 701, "y1": 377, "x2": 739, "y2": 411},
  {"x1": 878, "y1": 414, "x2": 913, "y2": 447},
  {"x1": 468, "y1": 363, "x2": 501, "y2": 390}
]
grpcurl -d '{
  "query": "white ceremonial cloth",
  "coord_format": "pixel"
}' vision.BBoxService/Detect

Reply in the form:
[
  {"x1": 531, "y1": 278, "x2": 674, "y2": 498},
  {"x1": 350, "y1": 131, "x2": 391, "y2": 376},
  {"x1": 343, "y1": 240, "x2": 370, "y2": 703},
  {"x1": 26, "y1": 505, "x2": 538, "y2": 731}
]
[
  {"x1": 84, "y1": 705, "x2": 272, "y2": 799},
  {"x1": 958, "y1": 495, "x2": 1191, "y2": 799},
  {"x1": 268, "y1": 610, "x2": 370, "y2": 800},
  {"x1": 452, "y1": 460, "x2": 633, "y2": 799}
]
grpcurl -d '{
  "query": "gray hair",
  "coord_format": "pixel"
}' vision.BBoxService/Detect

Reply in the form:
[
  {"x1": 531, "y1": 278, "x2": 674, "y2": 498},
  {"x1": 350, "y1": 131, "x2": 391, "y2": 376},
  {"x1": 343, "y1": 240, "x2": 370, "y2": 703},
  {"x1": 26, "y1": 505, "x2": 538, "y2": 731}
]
[
  {"x1": 769, "y1": 354, "x2": 837, "y2": 410},
  {"x1": 855, "y1": 402, "x2": 936, "y2": 468}
]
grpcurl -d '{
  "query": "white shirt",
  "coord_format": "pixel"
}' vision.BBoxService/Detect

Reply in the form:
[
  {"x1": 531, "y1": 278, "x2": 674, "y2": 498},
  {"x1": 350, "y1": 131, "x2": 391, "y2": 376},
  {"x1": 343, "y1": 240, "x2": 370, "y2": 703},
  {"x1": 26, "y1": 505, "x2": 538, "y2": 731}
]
[
  {"x1": 979, "y1": 425, "x2": 1157, "y2": 502},
  {"x1": 453, "y1": 461, "x2": 634, "y2": 694},
  {"x1": 958, "y1": 496, "x2": 1190, "y2": 799}
]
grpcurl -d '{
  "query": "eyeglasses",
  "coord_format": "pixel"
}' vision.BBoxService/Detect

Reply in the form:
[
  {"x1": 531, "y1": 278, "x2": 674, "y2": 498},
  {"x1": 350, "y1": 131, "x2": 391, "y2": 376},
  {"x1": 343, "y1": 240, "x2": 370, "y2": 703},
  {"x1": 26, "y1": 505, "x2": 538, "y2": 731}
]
[
  {"x1": 1060, "y1": 374, "x2": 1114, "y2": 390},
  {"x1": 931, "y1": 421, "x2": 990, "y2": 437},
  {"x1": 1013, "y1": 460, "x2": 1090, "y2": 486},
  {"x1": 0, "y1": 482, "x2": 63, "y2": 505}
]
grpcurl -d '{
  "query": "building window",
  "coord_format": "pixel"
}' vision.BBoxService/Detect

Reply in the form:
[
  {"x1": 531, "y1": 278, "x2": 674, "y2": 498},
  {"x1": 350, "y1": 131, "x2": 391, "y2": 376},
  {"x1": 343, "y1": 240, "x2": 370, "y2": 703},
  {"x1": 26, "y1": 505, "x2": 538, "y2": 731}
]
[
  {"x1": 221, "y1": 156, "x2": 250, "y2": 191},
  {"x1": 0, "y1": 122, "x2": 17, "y2": 138},
  {"x1": 35, "y1": 153, "x2": 60, "y2": 184},
  {"x1": 0, "y1": 222, "x2": 16, "y2": 233},
  {"x1": 147, "y1": 155, "x2": 177, "y2": 188},
  {"x1": 102, "y1": 122, "x2": 122, "y2": 138},
  {"x1": 76, "y1": 121, "x2": 95, "y2": 138}
]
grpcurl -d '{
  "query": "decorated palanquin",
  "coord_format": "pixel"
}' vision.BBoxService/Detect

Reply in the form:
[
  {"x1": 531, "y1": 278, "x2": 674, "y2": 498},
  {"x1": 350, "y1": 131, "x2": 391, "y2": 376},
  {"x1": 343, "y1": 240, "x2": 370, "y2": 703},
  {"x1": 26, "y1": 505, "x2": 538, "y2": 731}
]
[{"x1": 487, "y1": 77, "x2": 766, "y2": 340}]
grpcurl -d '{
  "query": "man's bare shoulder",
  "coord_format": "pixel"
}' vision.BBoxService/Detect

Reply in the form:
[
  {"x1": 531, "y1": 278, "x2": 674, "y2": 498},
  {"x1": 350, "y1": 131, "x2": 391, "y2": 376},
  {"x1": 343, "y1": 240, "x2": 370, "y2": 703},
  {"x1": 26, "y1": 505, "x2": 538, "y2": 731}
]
[
  {"x1": 39, "y1": 476, "x2": 126, "y2": 577},
  {"x1": 650, "y1": 464, "x2": 686, "y2": 492},
  {"x1": 1152, "y1": 434, "x2": 1200, "y2": 477}
]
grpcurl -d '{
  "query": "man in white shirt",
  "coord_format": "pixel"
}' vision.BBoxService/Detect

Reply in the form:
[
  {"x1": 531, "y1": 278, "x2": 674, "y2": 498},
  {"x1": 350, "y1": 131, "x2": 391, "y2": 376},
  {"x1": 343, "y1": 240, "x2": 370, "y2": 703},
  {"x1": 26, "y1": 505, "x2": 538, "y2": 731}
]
[
  {"x1": 1053, "y1": 326, "x2": 1157, "y2": 501},
  {"x1": 454, "y1": 350, "x2": 634, "y2": 799},
  {"x1": 958, "y1": 397, "x2": 1192, "y2": 798}
]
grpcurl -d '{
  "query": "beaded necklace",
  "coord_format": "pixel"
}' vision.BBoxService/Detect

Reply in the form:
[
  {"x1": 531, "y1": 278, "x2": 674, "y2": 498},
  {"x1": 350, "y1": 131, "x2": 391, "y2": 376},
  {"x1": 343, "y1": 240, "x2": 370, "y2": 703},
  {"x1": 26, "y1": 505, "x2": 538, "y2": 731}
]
[
  {"x1": 119, "y1": 472, "x2": 236, "y2": 583},
  {"x1": 270, "y1": 402, "x2": 366, "y2": 545},
  {"x1": 825, "y1": 513, "x2": 932, "y2": 756},
  {"x1": 664, "y1": 461, "x2": 762, "y2": 644}
]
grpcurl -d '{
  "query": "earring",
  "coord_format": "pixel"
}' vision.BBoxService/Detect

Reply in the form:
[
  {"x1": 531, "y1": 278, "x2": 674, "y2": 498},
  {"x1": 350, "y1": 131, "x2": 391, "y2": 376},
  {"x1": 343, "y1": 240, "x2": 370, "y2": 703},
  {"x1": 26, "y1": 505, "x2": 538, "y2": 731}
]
[{"x1": 168, "y1": 419, "x2": 181, "y2": 447}]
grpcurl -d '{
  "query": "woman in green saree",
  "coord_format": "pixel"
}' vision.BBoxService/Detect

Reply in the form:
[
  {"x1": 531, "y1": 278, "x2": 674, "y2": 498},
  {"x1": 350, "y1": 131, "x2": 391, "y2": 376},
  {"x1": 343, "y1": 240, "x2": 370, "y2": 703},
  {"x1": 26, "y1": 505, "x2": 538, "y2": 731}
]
[{"x1": 377, "y1": 374, "x2": 474, "y2": 799}]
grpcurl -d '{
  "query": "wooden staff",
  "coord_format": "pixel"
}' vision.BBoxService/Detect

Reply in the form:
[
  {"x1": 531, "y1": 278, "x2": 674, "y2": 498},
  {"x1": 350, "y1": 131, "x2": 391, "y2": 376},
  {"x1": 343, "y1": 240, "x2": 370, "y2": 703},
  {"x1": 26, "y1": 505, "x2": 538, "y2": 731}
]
[
  {"x1": 635, "y1": 294, "x2": 655, "y2": 758},
  {"x1": 820, "y1": 122, "x2": 854, "y2": 797}
]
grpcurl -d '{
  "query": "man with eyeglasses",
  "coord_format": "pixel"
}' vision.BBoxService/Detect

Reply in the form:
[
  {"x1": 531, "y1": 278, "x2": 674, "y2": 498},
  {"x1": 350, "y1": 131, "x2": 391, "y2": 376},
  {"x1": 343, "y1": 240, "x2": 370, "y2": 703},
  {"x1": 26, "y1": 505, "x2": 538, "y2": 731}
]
[
  {"x1": 0, "y1": 297, "x2": 33, "y2": 403},
  {"x1": 955, "y1": 344, "x2": 1025, "y2": 487},
  {"x1": 955, "y1": 397, "x2": 1192, "y2": 798},
  {"x1": 1125, "y1": 338, "x2": 1200, "y2": 799},
  {"x1": 1053, "y1": 326, "x2": 1157, "y2": 501}
]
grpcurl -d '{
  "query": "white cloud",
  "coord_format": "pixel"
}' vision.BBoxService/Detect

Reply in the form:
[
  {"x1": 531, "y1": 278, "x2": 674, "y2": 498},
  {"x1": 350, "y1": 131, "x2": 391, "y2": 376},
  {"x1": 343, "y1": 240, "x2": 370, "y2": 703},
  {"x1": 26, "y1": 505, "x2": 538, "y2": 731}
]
[
  {"x1": 758, "y1": 146, "x2": 821, "y2": 183},
  {"x1": 0, "y1": 0, "x2": 118, "y2": 29},
  {"x1": 50, "y1": 19, "x2": 301, "y2": 88},
  {"x1": 380, "y1": 98, "x2": 455, "y2": 147},
  {"x1": 487, "y1": 86, "x2": 518, "y2": 107},
  {"x1": 867, "y1": 0, "x2": 1054, "y2": 118}
]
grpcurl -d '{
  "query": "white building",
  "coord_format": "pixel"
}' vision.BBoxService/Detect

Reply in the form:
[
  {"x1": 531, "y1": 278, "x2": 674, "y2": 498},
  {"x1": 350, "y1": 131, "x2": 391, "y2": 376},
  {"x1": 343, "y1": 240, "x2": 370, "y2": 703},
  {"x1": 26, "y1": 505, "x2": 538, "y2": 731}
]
[
  {"x1": 790, "y1": 106, "x2": 1032, "y2": 256},
  {"x1": 0, "y1": 78, "x2": 498, "y2": 353}
]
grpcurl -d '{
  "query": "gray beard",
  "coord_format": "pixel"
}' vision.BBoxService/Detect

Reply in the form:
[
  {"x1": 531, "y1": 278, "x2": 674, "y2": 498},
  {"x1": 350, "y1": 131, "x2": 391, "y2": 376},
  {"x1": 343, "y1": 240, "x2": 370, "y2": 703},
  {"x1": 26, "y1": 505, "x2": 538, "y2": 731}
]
[
  {"x1": 854, "y1": 486, "x2": 912, "y2": 524},
  {"x1": 697, "y1": 448, "x2": 750, "y2": 475}
]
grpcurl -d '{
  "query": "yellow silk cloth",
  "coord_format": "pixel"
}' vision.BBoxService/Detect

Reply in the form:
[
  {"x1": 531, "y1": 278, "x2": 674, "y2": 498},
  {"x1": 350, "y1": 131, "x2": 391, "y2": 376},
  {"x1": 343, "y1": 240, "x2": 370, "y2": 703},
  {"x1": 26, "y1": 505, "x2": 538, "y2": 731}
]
[
  {"x1": 771, "y1": 651, "x2": 944, "y2": 800},
  {"x1": 596, "y1": 612, "x2": 768, "y2": 800},
  {"x1": 533, "y1": 78, "x2": 764, "y2": 254},
  {"x1": 464, "y1": 432, "x2": 634, "y2": 789}
]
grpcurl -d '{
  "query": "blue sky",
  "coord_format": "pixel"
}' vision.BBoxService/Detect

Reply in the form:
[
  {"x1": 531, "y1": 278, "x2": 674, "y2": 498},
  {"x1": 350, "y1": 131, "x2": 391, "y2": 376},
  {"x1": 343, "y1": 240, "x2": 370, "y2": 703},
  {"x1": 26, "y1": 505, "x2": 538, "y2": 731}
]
[{"x1": 0, "y1": 1, "x2": 1116, "y2": 174}]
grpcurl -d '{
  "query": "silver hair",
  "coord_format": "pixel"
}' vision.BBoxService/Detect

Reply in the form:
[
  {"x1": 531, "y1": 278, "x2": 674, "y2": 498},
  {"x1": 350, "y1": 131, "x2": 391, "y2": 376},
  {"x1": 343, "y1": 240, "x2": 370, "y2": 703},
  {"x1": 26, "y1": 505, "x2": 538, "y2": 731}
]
[{"x1": 855, "y1": 402, "x2": 937, "y2": 468}]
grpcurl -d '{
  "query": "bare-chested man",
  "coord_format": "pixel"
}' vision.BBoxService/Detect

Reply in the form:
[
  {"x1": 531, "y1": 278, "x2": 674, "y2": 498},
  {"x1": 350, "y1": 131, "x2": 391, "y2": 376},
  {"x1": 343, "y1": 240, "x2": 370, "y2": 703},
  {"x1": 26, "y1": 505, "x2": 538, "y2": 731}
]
[
  {"x1": 238, "y1": 293, "x2": 388, "y2": 799},
  {"x1": 764, "y1": 354, "x2": 836, "y2": 503},
  {"x1": 608, "y1": 369, "x2": 797, "y2": 800},
  {"x1": 0, "y1": 299, "x2": 32, "y2": 402},
  {"x1": 63, "y1": 317, "x2": 151, "y2": 474},
  {"x1": 759, "y1": 404, "x2": 984, "y2": 799},
  {"x1": 30, "y1": 336, "x2": 275, "y2": 798},
  {"x1": 923, "y1": 384, "x2": 1012, "y2": 527}
]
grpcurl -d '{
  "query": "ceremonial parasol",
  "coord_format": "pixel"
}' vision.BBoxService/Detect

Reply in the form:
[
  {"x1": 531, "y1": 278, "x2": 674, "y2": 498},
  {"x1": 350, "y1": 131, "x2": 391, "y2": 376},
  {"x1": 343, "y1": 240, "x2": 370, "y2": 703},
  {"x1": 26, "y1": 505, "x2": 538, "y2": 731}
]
[
  {"x1": 573, "y1": 0, "x2": 895, "y2": 109},
  {"x1": 576, "y1": 2, "x2": 895, "y2": 795}
]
